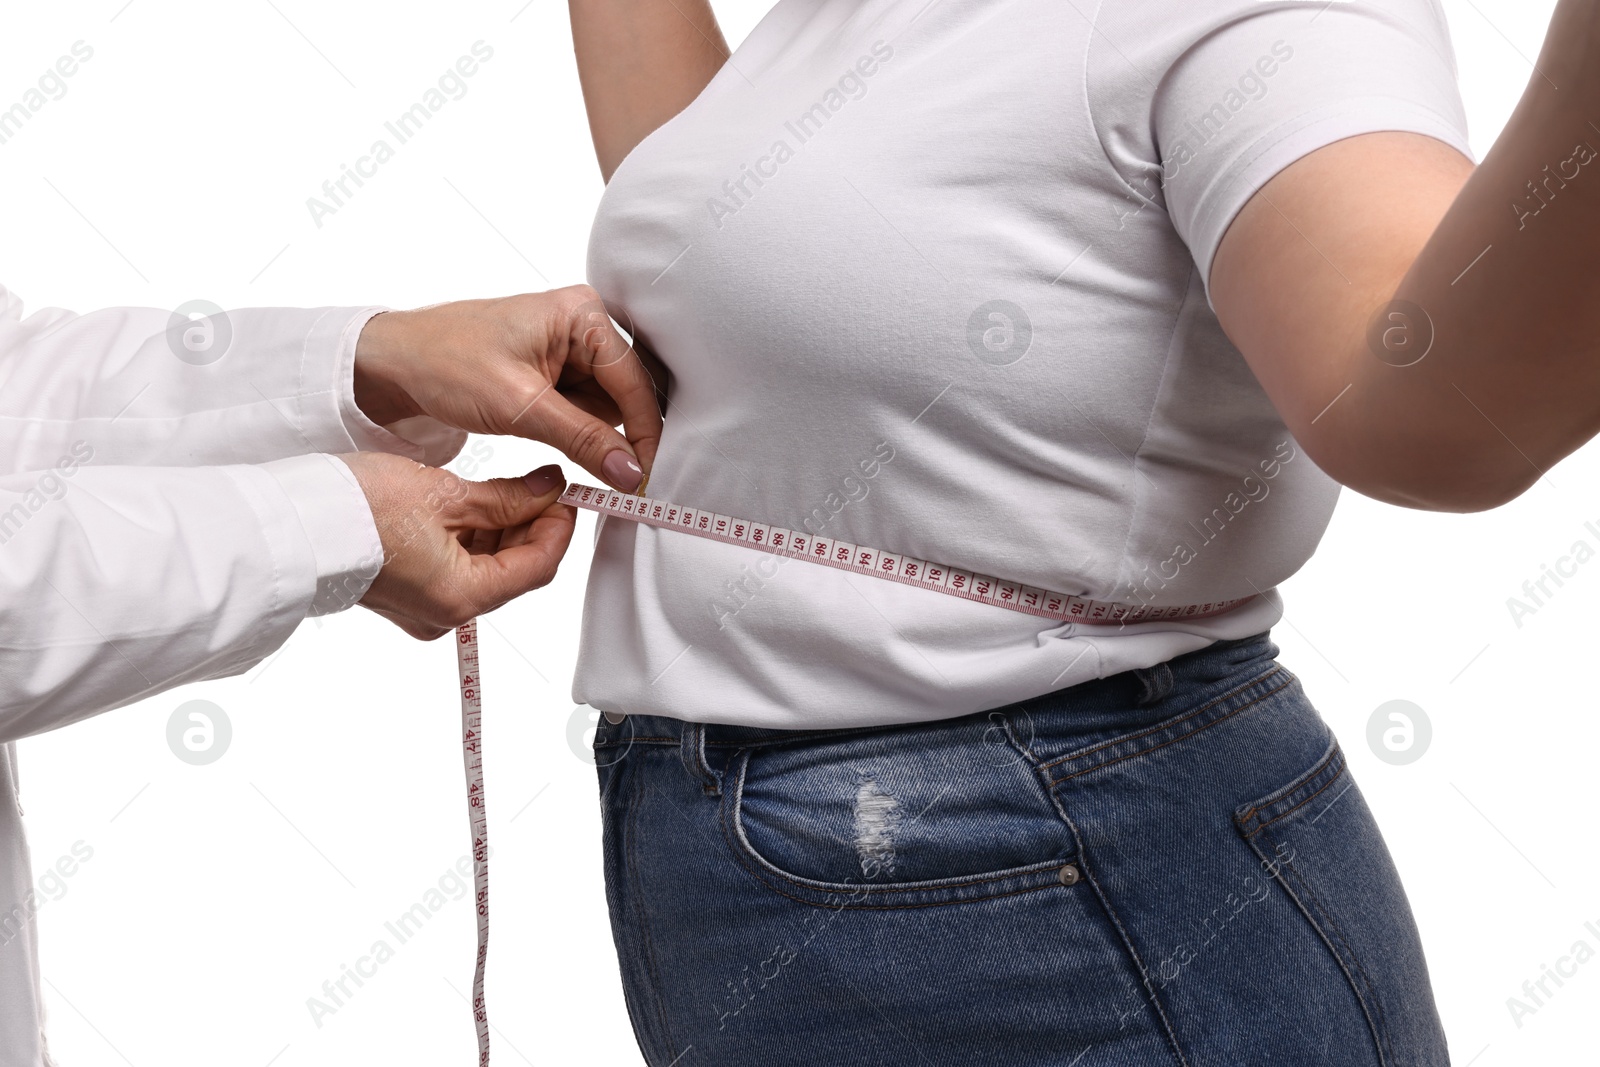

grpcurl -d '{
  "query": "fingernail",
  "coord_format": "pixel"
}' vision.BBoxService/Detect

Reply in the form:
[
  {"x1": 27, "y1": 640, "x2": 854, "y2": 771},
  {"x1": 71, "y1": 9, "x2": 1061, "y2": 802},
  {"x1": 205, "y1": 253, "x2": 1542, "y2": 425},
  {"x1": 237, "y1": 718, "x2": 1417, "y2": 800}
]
[
  {"x1": 602, "y1": 449, "x2": 644, "y2": 492},
  {"x1": 523, "y1": 464, "x2": 564, "y2": 495}
]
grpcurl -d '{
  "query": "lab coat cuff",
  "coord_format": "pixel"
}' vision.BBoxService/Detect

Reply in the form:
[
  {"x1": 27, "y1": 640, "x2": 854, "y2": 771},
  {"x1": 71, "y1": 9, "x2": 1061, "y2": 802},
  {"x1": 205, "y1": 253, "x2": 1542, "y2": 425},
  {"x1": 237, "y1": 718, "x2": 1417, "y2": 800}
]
[
  {"x1": 258, "y1": 453, "x2": 384, "y2": 617},
  {"x1": 334, "y1": 307, "x2": 470, "y2": 468}
]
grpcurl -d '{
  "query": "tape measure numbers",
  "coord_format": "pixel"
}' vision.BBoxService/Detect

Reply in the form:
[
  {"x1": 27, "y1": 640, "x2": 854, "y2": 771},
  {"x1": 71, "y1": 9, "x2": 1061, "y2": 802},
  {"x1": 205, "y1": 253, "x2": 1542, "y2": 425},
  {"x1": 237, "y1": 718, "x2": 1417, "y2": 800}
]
[
  {"x1": 559, "y1": 483, "x2": 1254, "y2": 624},
  {"x1": 456, "y1": 620, "x2": 490, "y2": 1066},
  {"x1": 451, "y1": 481, "x2": 1255, "y2": 1063}
]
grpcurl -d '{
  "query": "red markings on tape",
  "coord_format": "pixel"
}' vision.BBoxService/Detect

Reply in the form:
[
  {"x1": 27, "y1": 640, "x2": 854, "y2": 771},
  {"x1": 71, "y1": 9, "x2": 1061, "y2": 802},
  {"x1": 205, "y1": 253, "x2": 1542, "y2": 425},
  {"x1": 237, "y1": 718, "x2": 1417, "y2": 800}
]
[
  {"x1": 457, "y1": 620, "x2": 490, "y2": 1066},
  {"x1": 559, "y1": 483, "x2": 1254, "y2": 625}
]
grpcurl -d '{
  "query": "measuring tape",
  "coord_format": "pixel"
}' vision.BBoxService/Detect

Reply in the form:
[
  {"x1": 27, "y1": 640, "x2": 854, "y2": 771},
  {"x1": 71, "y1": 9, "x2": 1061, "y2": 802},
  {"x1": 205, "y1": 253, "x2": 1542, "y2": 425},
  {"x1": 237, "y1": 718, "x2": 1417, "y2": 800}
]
[
  {"x1": 456, "y1": 620, "x2": 490, "y2": 1066},
  {"x1": 448, "y1": 479, "x2": 1253, "y2": 1062},
  {"x1": 559, "y1": 482, "x2": 1254, "y2": 624}
]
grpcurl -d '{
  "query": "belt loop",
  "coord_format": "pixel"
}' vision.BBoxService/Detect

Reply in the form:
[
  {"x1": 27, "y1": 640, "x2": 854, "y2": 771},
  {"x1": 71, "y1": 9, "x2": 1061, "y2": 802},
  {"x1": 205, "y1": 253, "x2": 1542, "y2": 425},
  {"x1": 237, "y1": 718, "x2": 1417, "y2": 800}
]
[
  {"x1": 679, "y1": 722, "x2": 723, "y2": 797},
  {"x1": 1133, "y1": 661, "x2": 1175, "y2": 707}
]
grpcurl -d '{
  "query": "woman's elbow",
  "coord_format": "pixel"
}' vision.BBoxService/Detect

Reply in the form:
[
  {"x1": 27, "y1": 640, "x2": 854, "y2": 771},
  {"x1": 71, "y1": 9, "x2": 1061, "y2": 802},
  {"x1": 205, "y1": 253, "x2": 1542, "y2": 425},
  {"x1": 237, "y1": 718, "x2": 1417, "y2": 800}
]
[{"x1": 1305, "y1": 435, "x2": 1534, "y2": 514}]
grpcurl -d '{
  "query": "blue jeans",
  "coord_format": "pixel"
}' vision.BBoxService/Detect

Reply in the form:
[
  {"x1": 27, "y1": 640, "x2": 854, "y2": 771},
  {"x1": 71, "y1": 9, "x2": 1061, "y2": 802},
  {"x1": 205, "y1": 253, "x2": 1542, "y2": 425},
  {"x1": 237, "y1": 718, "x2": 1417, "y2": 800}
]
[{"x1": 592, "y1": 631, "x2": 1449, "y2": 1066}]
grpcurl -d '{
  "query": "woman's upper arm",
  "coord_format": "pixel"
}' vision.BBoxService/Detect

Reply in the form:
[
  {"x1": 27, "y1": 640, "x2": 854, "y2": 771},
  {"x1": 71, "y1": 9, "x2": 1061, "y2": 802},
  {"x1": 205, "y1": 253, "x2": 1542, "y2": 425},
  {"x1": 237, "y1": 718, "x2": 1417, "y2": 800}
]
[
  {"x1": 1207, "y1": 131, "x2": 1475, "y2": 497},
  {"x1": 568, "y1": 0, "x2": 730, "y2": 181}
]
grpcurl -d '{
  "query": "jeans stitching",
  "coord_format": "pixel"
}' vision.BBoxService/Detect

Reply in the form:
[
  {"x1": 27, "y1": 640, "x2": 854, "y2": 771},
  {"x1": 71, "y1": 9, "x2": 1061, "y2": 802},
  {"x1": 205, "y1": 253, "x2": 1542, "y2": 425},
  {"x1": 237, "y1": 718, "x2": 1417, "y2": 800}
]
[
  {"x1": 1237, "y1": 744, "x2": 1347, "y2": 838},
  {"x1": 1239, "y1": 743, "x2": 1394, "y2": 1067},
  {"x1": 1286, "y1": 857, "x2": 1394, "y2": 1066},
  {"x1": 1035, "y1": 757, "x2": 1192, "y2": 1067},
  {"x1": 1258, "y1": 820, "x2": 1393, "y2": 1067},
  {"x1": 721, "y1": 861, "x2": 1066, "y2": 911},
  {"x1": 996, "y1": 712, "x2": 1041, "y2": 767},
  {"x1": 680, "y1": 723, "x2": 723, "y2": 796},
  {"x1": 1039, "y1": 665, "x2": 1285, "y2": 772},
  {"x1": 702, "y1": 722, "x2": 959, "y2": 750},
  {"x1": 625, "y1": 767, "x2": 680, "y2": 1064},
  {"x1": 718, "y1": 749, "x2": 1068, "y2": 908},
  {"x1": 1050, "y1": 672, "x2": 1293, "y2": 785},
  {"x1": 599, "y1": 763, "x2": 662, "y2": 1063}
]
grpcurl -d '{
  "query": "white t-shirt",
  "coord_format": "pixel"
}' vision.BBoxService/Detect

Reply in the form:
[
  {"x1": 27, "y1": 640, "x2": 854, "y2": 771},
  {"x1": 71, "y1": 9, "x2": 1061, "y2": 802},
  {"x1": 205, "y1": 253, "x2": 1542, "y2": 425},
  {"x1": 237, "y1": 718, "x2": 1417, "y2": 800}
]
[{"x1": 573, "y1": 0, "x2": 1473, "y2": 728}]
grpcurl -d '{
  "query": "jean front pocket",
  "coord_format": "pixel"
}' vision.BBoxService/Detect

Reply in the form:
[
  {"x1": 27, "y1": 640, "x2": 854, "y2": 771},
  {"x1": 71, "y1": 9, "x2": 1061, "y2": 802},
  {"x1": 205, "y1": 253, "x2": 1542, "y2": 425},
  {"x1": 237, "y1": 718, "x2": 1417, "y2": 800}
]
[
  {"x1": 721, "y1": 718, "x2": 1080, "y2": 910},
  {"x1": 1233, "y1": 738, "x2": 1449, "y2": 1067}
]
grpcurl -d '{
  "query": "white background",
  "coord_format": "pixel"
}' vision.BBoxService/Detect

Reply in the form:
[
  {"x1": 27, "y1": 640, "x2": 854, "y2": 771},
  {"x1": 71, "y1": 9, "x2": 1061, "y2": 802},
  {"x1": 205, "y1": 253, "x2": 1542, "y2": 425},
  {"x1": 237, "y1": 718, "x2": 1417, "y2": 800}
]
[{"x1": 2, "y1": 0, "x2": 1595, "y2": 1064}]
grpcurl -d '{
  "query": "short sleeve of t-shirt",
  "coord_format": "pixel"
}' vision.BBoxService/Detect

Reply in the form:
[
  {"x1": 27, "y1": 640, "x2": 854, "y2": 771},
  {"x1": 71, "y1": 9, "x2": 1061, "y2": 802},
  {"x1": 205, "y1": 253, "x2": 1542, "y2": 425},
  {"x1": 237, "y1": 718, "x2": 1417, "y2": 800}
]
[{"x1": 1086, "y1": 0, "x2": 1476, "y2": 312}]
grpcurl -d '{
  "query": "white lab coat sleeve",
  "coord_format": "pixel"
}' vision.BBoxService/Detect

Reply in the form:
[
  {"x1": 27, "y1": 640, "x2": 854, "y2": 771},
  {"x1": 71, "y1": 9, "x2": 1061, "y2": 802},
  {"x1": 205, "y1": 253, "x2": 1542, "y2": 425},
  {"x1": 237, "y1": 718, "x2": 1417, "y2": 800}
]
[
  {"x1": 0, "y1": 284, "x2": 467, "y2": 475},
  {"x1": 0, "y1": 452, "x2": 381, "y2": 742}
]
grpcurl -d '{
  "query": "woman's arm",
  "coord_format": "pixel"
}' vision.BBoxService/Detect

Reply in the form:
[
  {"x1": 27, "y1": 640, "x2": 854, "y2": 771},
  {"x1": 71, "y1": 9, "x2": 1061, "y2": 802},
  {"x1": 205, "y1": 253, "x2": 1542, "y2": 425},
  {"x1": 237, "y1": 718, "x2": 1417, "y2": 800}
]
[
  {"x1": 1210, "y1": 0, "x2": 1600, "y2": 512},
  {"x1": 568, "y1": 0, "x2": 729, "y2": 181}
]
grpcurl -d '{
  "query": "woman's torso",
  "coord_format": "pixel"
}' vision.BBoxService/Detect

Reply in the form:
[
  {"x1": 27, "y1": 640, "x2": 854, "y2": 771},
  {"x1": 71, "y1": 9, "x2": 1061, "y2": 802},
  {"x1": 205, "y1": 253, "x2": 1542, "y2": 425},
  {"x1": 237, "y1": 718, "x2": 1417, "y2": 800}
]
[{"x1": 573, "y1": 0, "x2": 1350, "y2": 727}]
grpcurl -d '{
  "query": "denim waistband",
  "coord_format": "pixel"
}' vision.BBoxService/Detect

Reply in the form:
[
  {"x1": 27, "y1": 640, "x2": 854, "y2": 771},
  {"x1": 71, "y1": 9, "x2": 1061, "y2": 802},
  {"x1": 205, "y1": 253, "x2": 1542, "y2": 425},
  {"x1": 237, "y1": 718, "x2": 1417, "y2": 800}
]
[{"x1": 591, "y1": 630, "x2": 1282, "y2": 778}]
